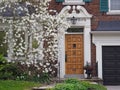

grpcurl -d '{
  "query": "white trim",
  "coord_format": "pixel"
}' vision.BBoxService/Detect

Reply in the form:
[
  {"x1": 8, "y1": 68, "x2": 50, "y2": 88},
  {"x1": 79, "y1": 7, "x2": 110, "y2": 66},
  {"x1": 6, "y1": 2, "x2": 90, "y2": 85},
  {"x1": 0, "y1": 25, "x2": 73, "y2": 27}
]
[
  {"x1": 63, "y1": 0, "x2": 85, "y2": 5},
  {"x1": 63, "y1": 2, "x2": 85, "y2": 5},
  {"x1": 58, "y1": 6, "x2": 92, "y2": 78},
  {"x1": 107, "y1": 11, "x2": 120, "y2": 15},
  {"x1": 65, "y1": 32, "x2": 84, "y2": 34},
  {"x1": 91, "y1": 31, "x2": 120, "y2": 34},
  {"x1": 92, "y1": 33, "x2": 120, "y2": 79},
  {"x1": 84, "y1": 24, "x2": 91, "y2": 64}
]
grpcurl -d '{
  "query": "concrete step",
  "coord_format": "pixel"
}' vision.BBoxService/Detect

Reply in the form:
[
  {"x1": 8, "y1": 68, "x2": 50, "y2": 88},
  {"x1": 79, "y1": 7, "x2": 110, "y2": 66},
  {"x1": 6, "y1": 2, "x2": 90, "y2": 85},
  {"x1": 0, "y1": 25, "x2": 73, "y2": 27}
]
[{"x1": 64, "y1": 74, "x2": 85, "y2": 79}]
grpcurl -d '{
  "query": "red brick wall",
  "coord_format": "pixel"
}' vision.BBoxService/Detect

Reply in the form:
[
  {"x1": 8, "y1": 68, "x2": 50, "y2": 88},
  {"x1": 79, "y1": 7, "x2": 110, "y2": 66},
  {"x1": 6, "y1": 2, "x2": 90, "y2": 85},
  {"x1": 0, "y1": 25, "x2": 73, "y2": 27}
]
[
  {"x1": 84, "y1": 0, "x2": 120, "y2": 30},
  {"x1": 49, "y1": 0, "x2": 63, "y2": 13},
  {"x1": 49, "y1": 0, "x2": 120, "y2": 30}
]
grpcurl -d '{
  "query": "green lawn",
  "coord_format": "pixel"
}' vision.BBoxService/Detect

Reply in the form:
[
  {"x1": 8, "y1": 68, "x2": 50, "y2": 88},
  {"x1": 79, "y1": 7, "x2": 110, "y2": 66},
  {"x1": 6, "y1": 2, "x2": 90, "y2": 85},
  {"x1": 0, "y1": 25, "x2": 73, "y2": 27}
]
[{"x1": 0, "y1": 80, "x2": 40, "y2": 90}]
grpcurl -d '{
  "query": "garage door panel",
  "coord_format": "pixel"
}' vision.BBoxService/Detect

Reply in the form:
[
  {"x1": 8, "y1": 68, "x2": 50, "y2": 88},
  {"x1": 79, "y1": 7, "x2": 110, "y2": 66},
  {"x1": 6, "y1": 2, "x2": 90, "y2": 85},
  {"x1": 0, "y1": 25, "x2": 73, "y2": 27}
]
[
  {"x1": 102, "y1": 46, "x2": 120, "y2": 85},
  {"x1": 117, "y1": 77, "x2": 120, "y2": 79},
  {"x1": 104, "y1": 78, "x2": 116, "y2": 85},
  {"x1": 116, "y1": 78, "x2": 120, "y2": 83},
  {"x1": 103, "y1": 63, "x2": 116, "y2": 67},
  {"x1": 104, "y1": 77, "x2": 120, "y2": 85},
  {"x1": 103, "y1": 70, "x2": 116, "y2": 75},
  {"x1": 116, "y1": 57, "x2": 120, "y2": 60},
  {"x1": 104, "y1": 77, "x2": 116, "y2": 81},
  {"x1": 104, "y1": 82, "x2": 119, "y2": 85},
  {"x1": 116, "y1": 70, "x2": 120, "y2": 74}
]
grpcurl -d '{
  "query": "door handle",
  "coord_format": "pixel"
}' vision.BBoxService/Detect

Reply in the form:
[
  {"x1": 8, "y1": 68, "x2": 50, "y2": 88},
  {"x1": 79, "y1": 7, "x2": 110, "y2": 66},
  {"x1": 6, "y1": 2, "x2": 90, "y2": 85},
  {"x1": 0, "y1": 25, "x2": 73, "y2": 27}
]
[{"x1": 65, "y1": 54, "x2": 67, "y2": 62}]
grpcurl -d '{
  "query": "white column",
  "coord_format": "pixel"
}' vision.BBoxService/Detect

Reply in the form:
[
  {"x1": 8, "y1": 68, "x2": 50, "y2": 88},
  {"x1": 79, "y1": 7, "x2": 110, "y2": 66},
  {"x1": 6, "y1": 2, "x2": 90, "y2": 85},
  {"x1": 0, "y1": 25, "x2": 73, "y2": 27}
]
[
  {"x1": 84, "y1": 19, "x2": 91, "y2": 65},
  {"x1": 96, "y1": 43, "x2": 103, "y2": 79},
  {"x1": 58, "y1": 34, "x2": 65, "y2": 78}
]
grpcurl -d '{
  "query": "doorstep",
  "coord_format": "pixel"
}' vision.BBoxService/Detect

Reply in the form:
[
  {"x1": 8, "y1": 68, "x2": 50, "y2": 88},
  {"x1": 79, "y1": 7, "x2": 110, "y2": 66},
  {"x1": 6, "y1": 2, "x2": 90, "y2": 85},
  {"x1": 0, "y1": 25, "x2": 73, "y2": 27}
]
[
  {"x1": 64, "y1": 74, "x2": 85, "y2": 79},
  {"x1": 81, "y1": 77, "x2": 103, "y2": 84}
]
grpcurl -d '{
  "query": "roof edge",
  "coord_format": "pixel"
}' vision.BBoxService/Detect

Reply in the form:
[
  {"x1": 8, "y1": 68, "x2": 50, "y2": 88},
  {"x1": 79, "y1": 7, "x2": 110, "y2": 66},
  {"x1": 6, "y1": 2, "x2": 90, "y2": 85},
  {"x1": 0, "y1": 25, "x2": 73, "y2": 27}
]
[{"x1": 91, "y1": 31, "x2": 120, "y2": 34}]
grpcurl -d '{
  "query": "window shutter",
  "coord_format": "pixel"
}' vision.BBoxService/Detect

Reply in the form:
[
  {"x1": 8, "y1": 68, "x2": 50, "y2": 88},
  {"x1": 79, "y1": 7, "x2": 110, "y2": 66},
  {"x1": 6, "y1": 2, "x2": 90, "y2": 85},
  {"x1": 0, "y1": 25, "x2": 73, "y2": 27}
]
[
  {"x1": 56, "y1": 0, "x2": 64, "y2": 3},
  {"x1": 100, "y1": 0, "x2": 108, "y2": 12},
  {"x1": 83, "y1": 0, "x2": 92, "y2": 3}
]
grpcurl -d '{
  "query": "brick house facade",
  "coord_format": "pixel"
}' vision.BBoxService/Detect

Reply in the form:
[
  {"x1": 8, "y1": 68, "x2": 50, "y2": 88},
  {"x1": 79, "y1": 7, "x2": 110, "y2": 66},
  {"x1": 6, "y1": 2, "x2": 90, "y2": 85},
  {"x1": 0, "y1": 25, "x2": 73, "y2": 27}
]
[{"x1": 49, "y1": 0, "x2": 120, "y2": 85}]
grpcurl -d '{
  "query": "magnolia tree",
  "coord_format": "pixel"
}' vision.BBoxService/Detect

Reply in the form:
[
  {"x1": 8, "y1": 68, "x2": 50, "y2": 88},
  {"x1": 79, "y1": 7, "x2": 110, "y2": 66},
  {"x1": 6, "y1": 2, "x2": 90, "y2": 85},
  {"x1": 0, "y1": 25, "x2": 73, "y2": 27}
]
[{"x1": 0, "y1": 0, "x2": 69, "y2": 77}]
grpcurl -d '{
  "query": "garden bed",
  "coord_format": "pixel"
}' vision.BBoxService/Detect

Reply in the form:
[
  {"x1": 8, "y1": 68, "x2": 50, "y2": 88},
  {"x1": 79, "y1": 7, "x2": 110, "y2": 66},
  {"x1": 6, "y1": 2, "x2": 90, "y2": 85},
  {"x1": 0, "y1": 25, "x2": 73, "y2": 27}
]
[{"x1": 32, "y1": 78, "x2": 106, "y2": 90}]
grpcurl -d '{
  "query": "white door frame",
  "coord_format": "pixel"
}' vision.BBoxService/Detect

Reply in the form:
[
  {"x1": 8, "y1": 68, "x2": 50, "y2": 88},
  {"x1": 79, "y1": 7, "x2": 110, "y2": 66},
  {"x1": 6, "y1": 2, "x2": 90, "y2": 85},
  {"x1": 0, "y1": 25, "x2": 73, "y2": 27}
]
[{"x1": 58, "y1": 6, "x2": 92, "y2": 78}]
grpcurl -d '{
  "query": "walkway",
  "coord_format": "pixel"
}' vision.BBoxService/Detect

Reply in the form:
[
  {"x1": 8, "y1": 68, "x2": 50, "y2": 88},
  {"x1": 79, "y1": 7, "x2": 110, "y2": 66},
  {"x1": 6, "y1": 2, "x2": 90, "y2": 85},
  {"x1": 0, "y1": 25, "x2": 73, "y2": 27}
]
[{"x1": 106, "y1": 86, "x2": 120, "y2": 90}]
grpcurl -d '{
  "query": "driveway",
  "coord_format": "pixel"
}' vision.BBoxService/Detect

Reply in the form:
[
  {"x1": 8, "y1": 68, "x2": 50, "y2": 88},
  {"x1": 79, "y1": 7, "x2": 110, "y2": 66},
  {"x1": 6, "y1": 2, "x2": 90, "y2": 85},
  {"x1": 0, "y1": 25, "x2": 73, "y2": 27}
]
[{"x1": 106, "y1": 86, "x2": 120, "y2": 90}]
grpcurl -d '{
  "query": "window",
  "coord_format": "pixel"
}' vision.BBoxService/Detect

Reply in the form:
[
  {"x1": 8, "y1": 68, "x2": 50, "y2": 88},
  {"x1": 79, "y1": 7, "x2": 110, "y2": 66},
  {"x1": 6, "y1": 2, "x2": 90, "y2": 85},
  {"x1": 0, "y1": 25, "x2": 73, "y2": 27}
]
[
  {"x1": 108, "y1": 0, "x2": 120, "y2": 14},
  {"x1": 66, "y1": 28, "x2": 83, "y2": 33}
]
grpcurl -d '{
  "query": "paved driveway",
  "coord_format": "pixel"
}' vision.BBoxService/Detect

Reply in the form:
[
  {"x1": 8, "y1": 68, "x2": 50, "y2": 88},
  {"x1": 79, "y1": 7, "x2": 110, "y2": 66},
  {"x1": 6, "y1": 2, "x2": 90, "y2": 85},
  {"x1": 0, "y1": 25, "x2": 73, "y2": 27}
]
[{"x1": 106, "y1": 86, "x2": 120, "y2": 90}]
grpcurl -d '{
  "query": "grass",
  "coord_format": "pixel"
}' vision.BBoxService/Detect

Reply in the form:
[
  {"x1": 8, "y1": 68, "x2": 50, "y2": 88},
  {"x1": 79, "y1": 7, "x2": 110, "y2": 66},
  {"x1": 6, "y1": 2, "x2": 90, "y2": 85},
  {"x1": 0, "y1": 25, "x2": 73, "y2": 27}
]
[{"x1": 0, "y1": 80, "x2": 41, "y2": 90}]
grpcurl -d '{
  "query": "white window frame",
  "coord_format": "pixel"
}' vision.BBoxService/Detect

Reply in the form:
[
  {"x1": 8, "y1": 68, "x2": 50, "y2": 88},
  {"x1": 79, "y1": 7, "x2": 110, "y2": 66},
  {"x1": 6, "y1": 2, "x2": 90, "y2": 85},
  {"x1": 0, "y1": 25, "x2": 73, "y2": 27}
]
[
  {"x1": 63, "y1": 0, "x2": 85, "y2": 5},
  {"x1": 107, "y1": 0, "x2": 120, "y2": 15}
]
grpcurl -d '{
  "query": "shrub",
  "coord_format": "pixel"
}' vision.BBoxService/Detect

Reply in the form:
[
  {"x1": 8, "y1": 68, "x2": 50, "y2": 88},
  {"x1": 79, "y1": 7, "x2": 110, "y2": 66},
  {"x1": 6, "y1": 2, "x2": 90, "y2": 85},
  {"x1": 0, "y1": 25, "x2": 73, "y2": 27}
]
[
  {"x1": 0, "y1": 55, "x2": 22, "y2": 80},
  {"x1": 0, "y1": 56, "x2": 51, "y2": 84},
  {"x1": 0, "y1": 54, "x2": 7, "y2": 65},
  {"x1": 0, "y1": 31, "x2": 7, "y2": 56},
  {"x1": 0, "y1": 61, "x2": 19, "y2": 80},
  {"x1": 53, "y1": 83, "x2": 75, "y2": 90},
  {"x1": 53, "y1": 83, "x2": 87, "y2": 90},
  {"x1": 64, "y1": 78, "x2": 81, "y2": 84},
  {"x1": 53, "y1": 78, "x2": 107, "y2": 90},
  {"x1": 15, "y1": 71, "x2": 50, "y2": 84},
  {"x1": 0, "y1": 55, "x2": 12, "y2": 79},
  {"x1": 53, "y1": 78, "x2": 87, "y2": 90},
  {"x1": 30, "y1": 73, "x2": 51, "y2": 83},
  {"x1": 89, "y1": 84, "x2": 107, "y2": 90},
  {"x1": 81, "y1": 81, "x2": 91, "y2": 88},
  {"x1": 81, "y1": 81, "x2": 107, "y2": 90}
]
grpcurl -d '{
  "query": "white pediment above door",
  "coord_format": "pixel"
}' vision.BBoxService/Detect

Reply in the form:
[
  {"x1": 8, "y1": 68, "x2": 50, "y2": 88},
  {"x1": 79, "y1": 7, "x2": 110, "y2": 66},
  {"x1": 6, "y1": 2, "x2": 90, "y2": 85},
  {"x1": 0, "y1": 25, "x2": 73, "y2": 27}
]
[
  {"x1": 59, "y1": 6, "x2": 92, "y2": 18},
  {"x1": 59, "y1": 6, "x2": 92, "y2": 25}
]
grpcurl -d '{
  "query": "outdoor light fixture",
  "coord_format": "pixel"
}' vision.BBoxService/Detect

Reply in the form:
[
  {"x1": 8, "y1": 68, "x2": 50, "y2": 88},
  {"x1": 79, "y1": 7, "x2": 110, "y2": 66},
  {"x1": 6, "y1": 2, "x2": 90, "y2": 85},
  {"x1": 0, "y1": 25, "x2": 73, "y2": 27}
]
[{"x1": 71, "y1": 16, "x2": 77, "y2": 24}]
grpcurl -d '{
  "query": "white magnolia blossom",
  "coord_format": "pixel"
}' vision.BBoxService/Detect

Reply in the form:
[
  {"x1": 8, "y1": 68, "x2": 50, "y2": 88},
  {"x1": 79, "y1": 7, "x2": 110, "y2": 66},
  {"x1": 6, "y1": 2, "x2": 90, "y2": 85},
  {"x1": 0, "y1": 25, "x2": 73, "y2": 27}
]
[{"x1": 1, "y1": 0, "x2": 69, "y2": 75}]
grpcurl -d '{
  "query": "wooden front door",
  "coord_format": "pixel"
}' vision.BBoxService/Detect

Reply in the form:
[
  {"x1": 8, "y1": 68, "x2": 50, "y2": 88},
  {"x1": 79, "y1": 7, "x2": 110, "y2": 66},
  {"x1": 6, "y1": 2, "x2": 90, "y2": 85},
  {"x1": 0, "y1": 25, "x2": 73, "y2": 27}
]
[{"x1": 65, "y1": 34, "x2": 84, "y2": 74}]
